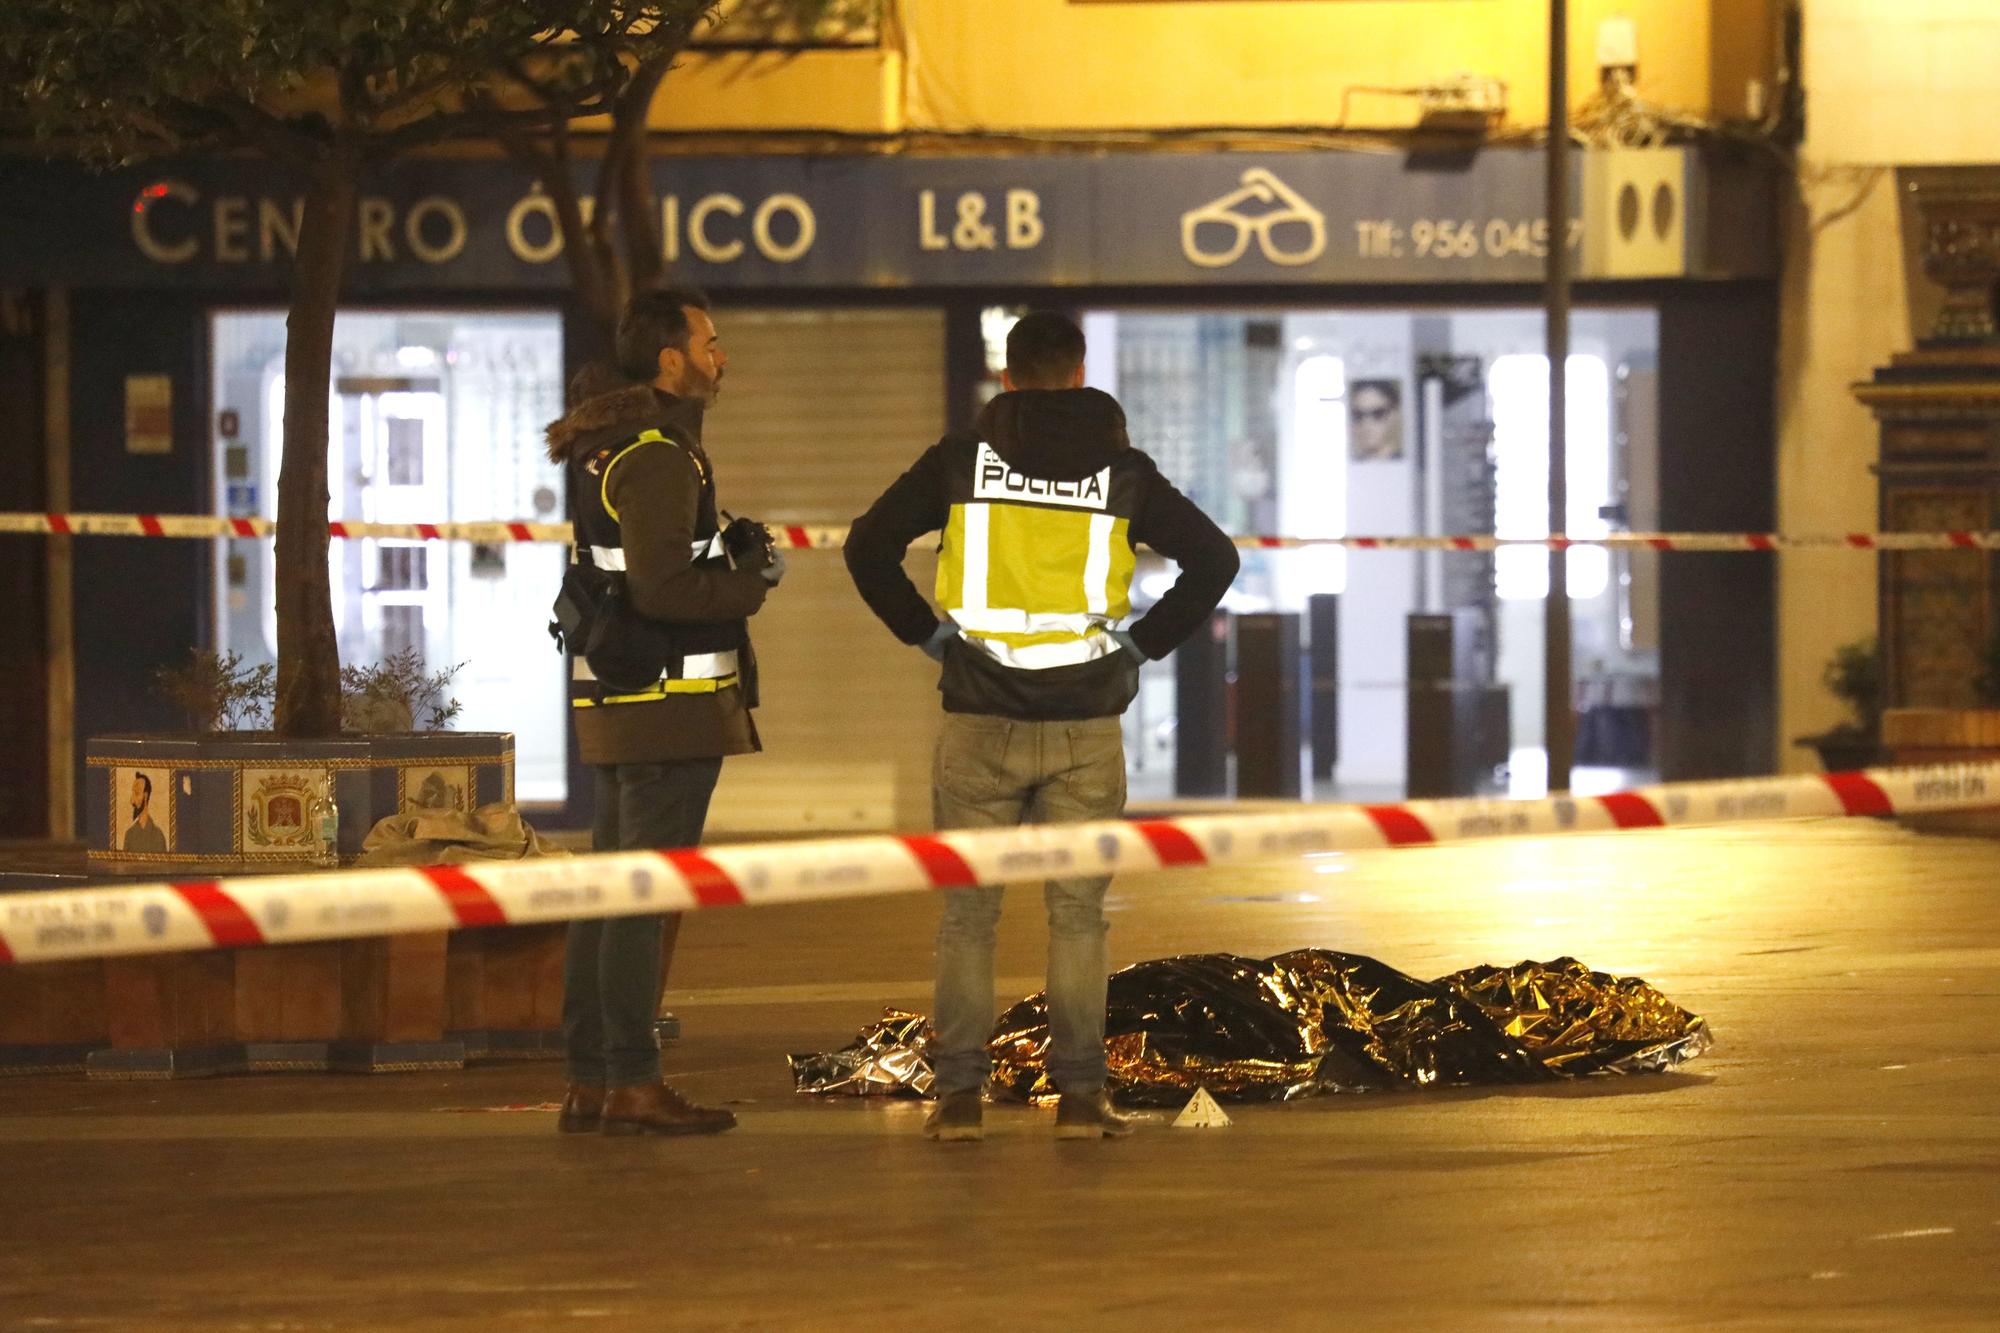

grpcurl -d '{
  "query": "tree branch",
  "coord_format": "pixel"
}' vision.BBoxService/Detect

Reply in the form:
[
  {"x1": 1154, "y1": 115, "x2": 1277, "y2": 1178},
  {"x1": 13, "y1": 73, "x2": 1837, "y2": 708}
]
[
  {"x1": 370, "y1": 36, "x2": 565, "y2": 120},
  {"x1": 490, "y1": 116, "x2": 559, "y2": 182},
  {"x1": 361, "y1": 86, "x2": 621, "y2": 160},
  {"x1": 198, "y1": 95, "x2": 326, "y2": 167}
]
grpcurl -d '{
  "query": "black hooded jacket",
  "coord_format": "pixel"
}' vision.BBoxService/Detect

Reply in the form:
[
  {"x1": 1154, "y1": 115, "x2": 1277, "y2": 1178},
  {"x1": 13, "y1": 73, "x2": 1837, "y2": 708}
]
[{"x1": 845, "y1": 387, "x2": 1239, "y2": 720}]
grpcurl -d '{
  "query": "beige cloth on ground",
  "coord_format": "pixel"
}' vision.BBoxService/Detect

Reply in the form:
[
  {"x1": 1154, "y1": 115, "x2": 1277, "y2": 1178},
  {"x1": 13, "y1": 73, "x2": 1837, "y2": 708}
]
[{"x1": 355, "y1": 803, "x2": 568, "y2": 866}]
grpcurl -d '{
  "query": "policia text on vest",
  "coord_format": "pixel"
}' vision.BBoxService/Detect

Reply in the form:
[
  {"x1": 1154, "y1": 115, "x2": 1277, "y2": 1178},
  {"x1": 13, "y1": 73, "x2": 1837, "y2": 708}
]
[{"x1": 974, "y1": 442, "x2": 1109, "y2": 509}]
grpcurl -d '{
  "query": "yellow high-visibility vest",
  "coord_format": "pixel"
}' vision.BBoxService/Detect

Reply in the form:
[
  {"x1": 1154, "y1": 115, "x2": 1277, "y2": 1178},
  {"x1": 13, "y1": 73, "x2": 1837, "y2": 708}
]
[{"x1": 935, "y1": 442, "x2": 1139, "y2": 670}]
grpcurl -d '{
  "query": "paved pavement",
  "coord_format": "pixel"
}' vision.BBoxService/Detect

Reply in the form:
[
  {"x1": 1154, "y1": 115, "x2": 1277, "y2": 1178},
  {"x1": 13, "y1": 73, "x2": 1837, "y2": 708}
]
[{"x1": 1, "y1": 819, "x2": 1995, "y2": 1330}]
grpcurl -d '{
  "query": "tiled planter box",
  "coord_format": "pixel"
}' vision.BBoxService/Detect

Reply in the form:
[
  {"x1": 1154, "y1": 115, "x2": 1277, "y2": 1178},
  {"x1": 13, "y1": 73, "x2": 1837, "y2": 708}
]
[
  {"x1": 85, "y1": 731, "x2": 514, "y2": 874},
  {"x1": 49, "y1": 731, "x2": 538, "y2": 1078}
]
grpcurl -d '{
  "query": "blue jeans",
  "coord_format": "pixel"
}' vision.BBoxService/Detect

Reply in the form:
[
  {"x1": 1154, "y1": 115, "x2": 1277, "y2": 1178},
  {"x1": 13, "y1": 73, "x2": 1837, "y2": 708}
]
[
  {"x1": 562, "y1": 758, "x2": 722, "y2": 1087},
  {"x1": 930, "y1": 713, "x2": 1127, "y2": 1096}
]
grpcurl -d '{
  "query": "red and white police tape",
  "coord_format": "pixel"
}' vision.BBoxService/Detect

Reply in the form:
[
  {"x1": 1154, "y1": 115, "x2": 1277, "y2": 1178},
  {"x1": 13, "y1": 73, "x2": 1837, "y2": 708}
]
[
  {"x1": 4, "y1": 761, "x2": 1996, "y2": 968},
  {"x1": 6, "y1": 511, "x2": 2000, "y2": 552}
]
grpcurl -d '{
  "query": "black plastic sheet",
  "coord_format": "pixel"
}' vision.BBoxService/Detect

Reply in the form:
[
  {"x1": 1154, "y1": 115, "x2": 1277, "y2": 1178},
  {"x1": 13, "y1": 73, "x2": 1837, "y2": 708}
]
[{"x1": 789, "y1": 951, "x2": 1710, "y2": 1104}]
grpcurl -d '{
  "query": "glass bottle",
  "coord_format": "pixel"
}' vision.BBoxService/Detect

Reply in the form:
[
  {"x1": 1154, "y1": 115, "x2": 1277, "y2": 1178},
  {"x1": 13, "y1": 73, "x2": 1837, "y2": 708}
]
[{"x1": 317, "y1": 789, "x2": 341, "y2": 867}]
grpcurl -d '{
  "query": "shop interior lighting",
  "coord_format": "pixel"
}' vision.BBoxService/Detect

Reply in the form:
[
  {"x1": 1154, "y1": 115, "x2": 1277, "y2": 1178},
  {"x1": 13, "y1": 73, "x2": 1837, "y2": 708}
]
[{"x1": 1490, "y1": 354, "x2": 1612, "y2": 602}]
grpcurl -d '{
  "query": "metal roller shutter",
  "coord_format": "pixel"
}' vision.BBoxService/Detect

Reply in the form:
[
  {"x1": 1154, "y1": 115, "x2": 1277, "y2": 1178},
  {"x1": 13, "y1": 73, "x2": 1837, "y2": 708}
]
[{"x1": 702, "y1": 307, "x2": 947, "y2": 834}]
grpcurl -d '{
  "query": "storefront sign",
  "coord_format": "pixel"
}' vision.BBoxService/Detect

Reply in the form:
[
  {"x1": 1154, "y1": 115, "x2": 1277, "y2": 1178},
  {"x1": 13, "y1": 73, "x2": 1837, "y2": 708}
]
[{"x1": 0, "y1": 148, "x2": 1768, "y2": 291}]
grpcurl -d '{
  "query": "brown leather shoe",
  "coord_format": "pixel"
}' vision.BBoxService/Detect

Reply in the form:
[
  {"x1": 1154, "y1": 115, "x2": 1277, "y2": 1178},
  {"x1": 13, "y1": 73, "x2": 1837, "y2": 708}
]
[
  {"x1": 557, "y1": 1083, "x2": 605, "y2": 1134},
  {"x1": 600, "y1": 1082, "x2": 737, "y2": 1136}
]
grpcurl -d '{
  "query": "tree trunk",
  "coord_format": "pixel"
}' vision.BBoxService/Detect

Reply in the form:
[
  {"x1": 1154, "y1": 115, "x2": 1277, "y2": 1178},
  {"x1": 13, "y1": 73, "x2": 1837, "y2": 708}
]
[
  {"x1": 550, "y1": 169, "x2": 618, "y2": 361},
  {"x1": 611, "y1": 61, "x2": 670, "y2": 300},
  {"x1": 272, "y1": 157, "x2": 358, "y2": 738},
  {"x1": 493, "y1": 126, "x2": 617, "y2": 363}
]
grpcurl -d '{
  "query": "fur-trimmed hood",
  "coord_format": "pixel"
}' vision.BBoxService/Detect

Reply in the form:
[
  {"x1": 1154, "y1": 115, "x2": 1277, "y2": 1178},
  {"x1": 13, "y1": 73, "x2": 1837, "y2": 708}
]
[{"x1": 545, "y1": 383, "x2": 704, "y2": 462}]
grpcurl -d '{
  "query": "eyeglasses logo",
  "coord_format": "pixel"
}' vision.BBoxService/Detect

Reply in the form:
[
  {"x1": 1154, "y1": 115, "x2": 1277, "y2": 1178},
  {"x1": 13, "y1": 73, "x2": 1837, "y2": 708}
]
[{"x1": 1181, "y1": 168, "x2": 1327, "y2": 269}]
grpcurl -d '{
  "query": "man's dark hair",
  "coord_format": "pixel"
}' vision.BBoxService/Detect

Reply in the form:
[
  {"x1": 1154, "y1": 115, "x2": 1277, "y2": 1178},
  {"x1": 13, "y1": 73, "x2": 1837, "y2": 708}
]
[
  {"x1": 615, "y1": 286, "x2": 711, "y2": 381},
  {"x1": 135, "y1": 773, "x2": 151, "y2": 800},
  {"x1": 1005, "y1": 311, "x2": 1087, "y2": 389},
  {"x1": 1351, "y1": 380, "x2": 1401, "y2": 411}
]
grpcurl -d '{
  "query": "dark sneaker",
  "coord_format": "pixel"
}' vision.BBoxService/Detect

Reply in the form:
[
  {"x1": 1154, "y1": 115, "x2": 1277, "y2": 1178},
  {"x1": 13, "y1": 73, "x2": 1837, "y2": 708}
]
[
  {"x1": 924, "y1": 1089, "x2": 985, "y2": 1142},
  {"x1": 557, "y1": 1083, "x2": 605, "y2": 1134},
  {"x1": 1054, "y1": 1090, "x2": 1135, "y2": 1140},
  {"x1": 600, "y1": 1082, "x2": 737, "y2": 1136}
]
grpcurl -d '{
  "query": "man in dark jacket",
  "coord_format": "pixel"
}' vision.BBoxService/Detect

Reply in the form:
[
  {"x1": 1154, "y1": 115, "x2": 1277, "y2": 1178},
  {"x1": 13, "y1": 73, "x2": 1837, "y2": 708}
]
[
  {"x1": 844, "y1": 311, "x2": 1238, "y2": 1142},
  {"x1": 546, "y1": 288, "x2": 783, "y2": 1136}
]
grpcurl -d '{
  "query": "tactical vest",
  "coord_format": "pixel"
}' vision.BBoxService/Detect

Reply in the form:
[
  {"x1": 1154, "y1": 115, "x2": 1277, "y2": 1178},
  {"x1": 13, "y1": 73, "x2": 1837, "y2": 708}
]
[
  {"x1": 567, "y1": 428, "x2": 745, "y2": 708},
  {"x1": 935, "y1": 437, "x2": 1144, "y2": 671}
]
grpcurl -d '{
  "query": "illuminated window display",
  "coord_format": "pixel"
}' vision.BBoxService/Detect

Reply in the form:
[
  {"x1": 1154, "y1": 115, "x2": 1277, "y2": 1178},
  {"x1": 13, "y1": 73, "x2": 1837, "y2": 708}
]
[
  {"x1": 209, "y1": 310, "x2": 569, "y2": 803},
  {"x1": 1082, "y1": 305, "x2": 1660, "y2": 800}
]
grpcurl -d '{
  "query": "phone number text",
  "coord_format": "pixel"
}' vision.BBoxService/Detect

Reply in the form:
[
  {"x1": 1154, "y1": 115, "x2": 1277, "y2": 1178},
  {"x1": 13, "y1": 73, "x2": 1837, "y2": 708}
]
[{"x1": 1355, "y1": 218, "x2": 1585, "y2": 261}]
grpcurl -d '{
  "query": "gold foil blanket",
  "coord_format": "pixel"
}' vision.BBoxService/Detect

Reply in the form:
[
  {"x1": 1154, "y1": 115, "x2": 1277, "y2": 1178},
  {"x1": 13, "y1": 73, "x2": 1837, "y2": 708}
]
[{"x1": 789, "y1": 951, "x2": 1710, "y2": 1103}]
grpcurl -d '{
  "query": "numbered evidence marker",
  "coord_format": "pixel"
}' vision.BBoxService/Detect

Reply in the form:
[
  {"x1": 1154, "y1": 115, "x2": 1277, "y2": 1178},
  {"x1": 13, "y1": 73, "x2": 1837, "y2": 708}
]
[{"x1": 1172, "y1": 1086, "x2": 1232, "y2": 1130}]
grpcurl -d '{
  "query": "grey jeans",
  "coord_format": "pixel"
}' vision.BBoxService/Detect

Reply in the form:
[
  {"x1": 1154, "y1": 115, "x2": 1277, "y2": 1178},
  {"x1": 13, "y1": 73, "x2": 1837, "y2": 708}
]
[
  {"x1": 563, "y1": 757, "x2": 722, "y2": 1087},
  {"x1": 930, "y1": 712, "x2": 1127, "y2": 1096}
]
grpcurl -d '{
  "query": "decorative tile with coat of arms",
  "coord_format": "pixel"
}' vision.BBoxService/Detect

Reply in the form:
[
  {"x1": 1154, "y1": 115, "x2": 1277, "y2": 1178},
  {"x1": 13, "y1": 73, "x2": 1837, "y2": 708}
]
[{"x1": 240, "y1": 768, "x2": 333, "y2": 854}]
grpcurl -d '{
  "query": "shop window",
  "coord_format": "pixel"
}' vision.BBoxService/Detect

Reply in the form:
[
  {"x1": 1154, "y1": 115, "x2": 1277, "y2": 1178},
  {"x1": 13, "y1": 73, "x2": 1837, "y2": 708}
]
[
  {"x1": 211, "y1": 309, "x2": 569, "y2": 803},
  {"x1": 1489, "y1": 353, "x2": 1612, "y2": 601}
]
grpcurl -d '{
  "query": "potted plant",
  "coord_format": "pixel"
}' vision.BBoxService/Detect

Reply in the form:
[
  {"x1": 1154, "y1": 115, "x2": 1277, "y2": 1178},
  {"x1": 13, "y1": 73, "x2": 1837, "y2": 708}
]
[
  {"x1": 87, "y1": 648, "x2": 495, "y2": 876},
  {"x1": 1794, "y1": 636, "x2": 1886, "y2": 772}
]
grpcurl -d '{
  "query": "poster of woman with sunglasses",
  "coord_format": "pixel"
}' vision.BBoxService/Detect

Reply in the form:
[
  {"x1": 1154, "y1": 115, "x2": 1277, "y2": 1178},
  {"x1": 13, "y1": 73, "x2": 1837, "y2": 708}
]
[{"x1": 1348, "y1": 380, "x2": 1405, "y2": 462}]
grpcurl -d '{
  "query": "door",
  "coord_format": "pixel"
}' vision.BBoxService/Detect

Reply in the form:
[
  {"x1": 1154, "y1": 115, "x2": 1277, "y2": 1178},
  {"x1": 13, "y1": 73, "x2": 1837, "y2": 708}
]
[
  {"x1": 701, "y1": 307, "x2": 948, "y2": 834},
  {"x1": 338, "y1": 380, "x2": 449, "y2": 666}
]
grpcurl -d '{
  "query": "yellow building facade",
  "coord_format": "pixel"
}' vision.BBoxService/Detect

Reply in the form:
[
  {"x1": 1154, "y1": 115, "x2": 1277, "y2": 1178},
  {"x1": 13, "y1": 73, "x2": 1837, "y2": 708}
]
[{"x1": 672, "y1": 0, "x2": 1776, "y2": 137}]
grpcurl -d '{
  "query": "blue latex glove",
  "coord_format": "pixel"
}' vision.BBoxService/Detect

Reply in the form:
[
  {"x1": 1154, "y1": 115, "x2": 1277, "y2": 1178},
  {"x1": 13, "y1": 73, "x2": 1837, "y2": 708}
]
[
  {"x1": 921, "y1": 619, "x2": 958, "y2": 662},
  {"x1": 1109, "y1": 629, "x2": 1145, "y2": 659},
  {"x1": 759, "y1": 546, "x2": 787, "y2": 586}
]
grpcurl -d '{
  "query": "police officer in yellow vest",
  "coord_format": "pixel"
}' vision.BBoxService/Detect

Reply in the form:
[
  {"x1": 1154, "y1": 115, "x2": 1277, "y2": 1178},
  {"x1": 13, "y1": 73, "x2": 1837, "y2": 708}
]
[
  {"x1": 545, "y1": 288, "x2": 783, "y2": 1137},
  {"x1": 846, "y1": 312, "x2": 1239, "y2": 1141}
]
